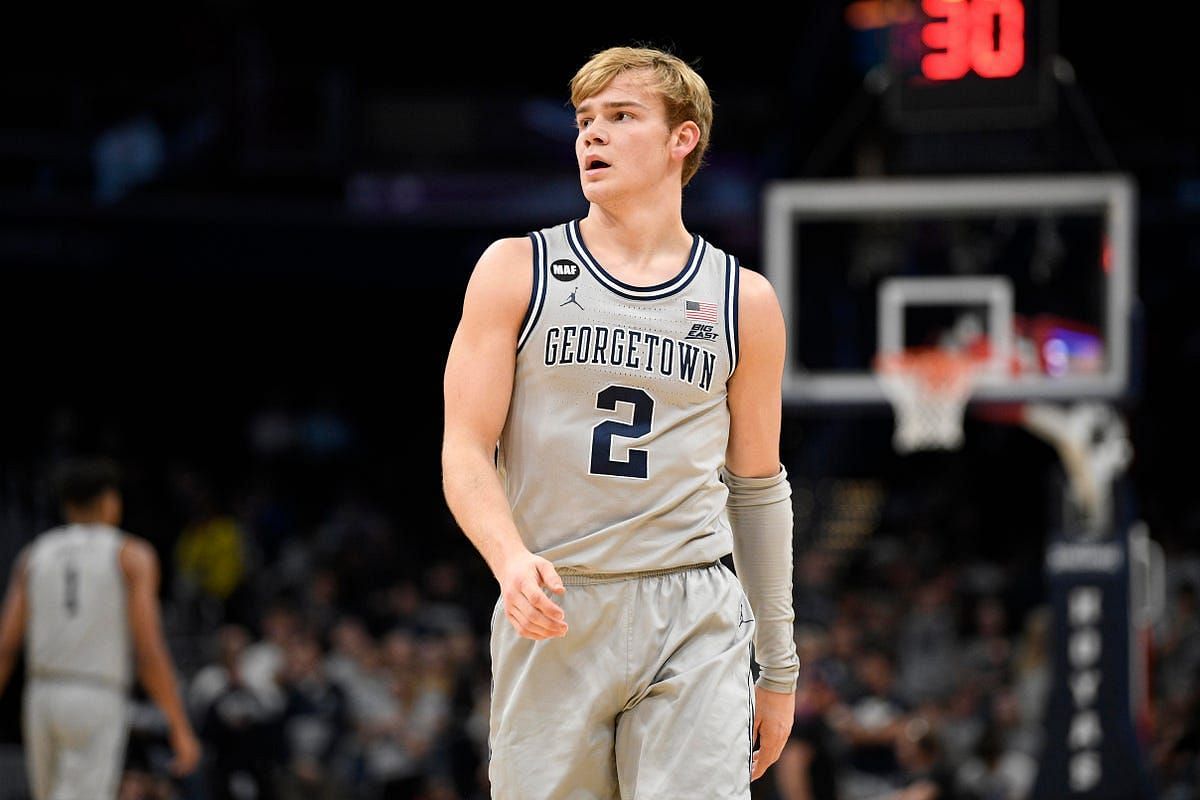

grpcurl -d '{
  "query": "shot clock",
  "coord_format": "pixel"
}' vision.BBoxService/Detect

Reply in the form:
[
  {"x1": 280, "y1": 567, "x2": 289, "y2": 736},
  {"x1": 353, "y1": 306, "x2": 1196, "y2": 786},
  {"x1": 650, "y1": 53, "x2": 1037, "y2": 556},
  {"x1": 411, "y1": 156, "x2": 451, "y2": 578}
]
[{"x1": 886, "y1": 0, "x2": 1057, "y2": 130}]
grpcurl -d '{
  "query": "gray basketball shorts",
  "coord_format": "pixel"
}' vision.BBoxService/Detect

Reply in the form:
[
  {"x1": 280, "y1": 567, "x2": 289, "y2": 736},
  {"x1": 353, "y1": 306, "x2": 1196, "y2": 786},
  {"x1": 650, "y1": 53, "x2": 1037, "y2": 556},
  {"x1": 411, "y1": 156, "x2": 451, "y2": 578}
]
[
  {"x1": 23, "y1": 679, "x2": 129, "y2": 800},
  {"x1": 488, "y1": 561, "x2": 756, "y2": 800}
]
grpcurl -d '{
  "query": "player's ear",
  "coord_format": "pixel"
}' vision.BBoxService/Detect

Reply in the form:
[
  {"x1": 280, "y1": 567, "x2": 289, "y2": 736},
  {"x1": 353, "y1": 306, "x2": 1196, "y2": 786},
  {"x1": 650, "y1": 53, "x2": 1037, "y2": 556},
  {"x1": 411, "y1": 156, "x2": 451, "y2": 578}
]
[{"x1": 670, "y1": 121, "x2": 700, "y2": 161}]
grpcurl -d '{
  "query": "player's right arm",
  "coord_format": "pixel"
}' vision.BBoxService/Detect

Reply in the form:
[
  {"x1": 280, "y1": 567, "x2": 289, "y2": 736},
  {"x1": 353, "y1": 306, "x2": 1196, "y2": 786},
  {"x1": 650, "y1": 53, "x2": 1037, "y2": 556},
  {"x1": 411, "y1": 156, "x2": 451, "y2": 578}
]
[
  {"x1": 442, "y1": 236, "x2": 567, "y2": 640},
  {"x1": 0, "y1": 546, "x2": 29, "y2": 696},
  {"x1": 120, "y1": 537, "x2": 202, "y2": 776}
]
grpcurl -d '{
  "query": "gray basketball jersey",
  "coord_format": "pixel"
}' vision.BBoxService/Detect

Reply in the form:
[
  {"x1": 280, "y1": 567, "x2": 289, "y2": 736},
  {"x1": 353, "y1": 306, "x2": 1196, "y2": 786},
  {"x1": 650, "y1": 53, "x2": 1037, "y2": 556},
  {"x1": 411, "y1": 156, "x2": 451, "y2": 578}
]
[
  {"x1": 498, "y1": 218, "x2": 741, "y2": 572},
  {"x1": 26, "y1": 524, "x2": 131, "y2": 689}
]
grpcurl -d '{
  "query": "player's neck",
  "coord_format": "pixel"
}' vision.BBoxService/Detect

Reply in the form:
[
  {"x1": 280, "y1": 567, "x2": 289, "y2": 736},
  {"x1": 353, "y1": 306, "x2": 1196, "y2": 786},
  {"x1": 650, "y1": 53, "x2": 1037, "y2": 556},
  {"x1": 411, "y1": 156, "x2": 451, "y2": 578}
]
[{"x1": 580, "y1": 194, "x2": 690, "y2": 278}]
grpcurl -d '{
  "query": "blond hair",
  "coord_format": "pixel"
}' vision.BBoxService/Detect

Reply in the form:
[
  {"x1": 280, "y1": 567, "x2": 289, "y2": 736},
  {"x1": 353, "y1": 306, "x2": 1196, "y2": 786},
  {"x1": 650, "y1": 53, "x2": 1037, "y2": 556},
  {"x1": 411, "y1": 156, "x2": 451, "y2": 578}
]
[{"x1": 569, "y1": 46, "x2": 713, "y2": 187}]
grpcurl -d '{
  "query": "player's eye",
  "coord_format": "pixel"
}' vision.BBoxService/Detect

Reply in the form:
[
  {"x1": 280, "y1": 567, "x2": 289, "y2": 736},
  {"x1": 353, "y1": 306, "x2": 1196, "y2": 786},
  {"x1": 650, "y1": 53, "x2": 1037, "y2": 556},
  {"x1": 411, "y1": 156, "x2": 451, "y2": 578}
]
[
  {"x1": 615, "y1": 111, "x2": 632, "y2": 121},
  {"x1": 577, "y1": 118, "x2": 592, "y2": 129}
]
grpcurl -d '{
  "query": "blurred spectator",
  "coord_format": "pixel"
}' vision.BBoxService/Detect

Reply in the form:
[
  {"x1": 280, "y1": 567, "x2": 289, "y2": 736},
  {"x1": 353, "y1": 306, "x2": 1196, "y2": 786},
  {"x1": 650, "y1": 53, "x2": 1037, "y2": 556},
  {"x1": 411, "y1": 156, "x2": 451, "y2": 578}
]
[
  {"x1": 897, "y1": 580, "x2": 960, "y2": 705},
  {"x1": 421, "y1": 561, "x2": 473, "y2": 637},
  {"x1": 1011, "y1": 607, "x2": 1051, "y2": 732},
  {"x1": 861, "y1": 591, "x2": 904, "y2": 651},
  {"x1": 959, "y1": 596, "x2": 1012, "y2": 697},
  {"x1": 953, "y1": 688, "x2": 1039, "y2": 800},
  {"x1": 372, "y1": 581, "x2": 424, "y2": 635},
  {"x1": 174, "y1": 477, "x2": 249, "y2": 606},
  {"x1": 362, "y1": 629, "x2": 454, "y2": 800},
  {"x1": 794, "y1": 551, "x2": 840, "y2": 629},
  {"x1": 936, "y1": 682, "x2": 986, "y2": 773},
  {"x1": 955, "y1": 727, "x2": 1037, "y2": 800},
  {"x1": 989, "y1": 686, "x2": 1041, "y2": 767},
  {"x1": 460, "y1": 662, "x2": 494, "y2": 798},
  {"x1": 189, "y1": 625, "x2": 252, "y2": 721},
  {"x1": 1153, "y1": 687, "x2": 1200, "y2": 800},
  {"x1": 325, "y1": 616, "x2": 385, "y2": 711},
  {"x1": 275, "y1": 630, "x2": 350, "y2": 800},
  {"x1": 241, "y1": 602, "x2": 300, "y2": 713},
  {"x1": 829, "y1": 648, "x2": 909, "y2": 800},
  {"x1": 1158, "y1": 584, "x2": 1200, "y2": 706},
  {"x1": 824, "y1": 613, "x2": 864, "y2": 700},
  {"x1": 889, "y1": 723, "x2": 957, "y2": 800},
  {"x1": 776, "y1": 663, "x2": 841, "y2": 800},
  {"x1": 300, "y1": 568, "x2": 342, "y2": 641},
  {"x1": 192, "y1": 623, "x2": 278, "y2": 800}
]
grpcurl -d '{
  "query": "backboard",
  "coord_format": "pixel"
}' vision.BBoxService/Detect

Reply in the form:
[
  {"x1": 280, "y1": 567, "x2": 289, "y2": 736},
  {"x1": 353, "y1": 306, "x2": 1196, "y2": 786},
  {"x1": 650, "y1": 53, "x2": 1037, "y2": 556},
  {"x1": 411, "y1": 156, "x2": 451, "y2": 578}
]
[{"x1": 763, "y1": 175, "x2": 1136, "y2": 406}]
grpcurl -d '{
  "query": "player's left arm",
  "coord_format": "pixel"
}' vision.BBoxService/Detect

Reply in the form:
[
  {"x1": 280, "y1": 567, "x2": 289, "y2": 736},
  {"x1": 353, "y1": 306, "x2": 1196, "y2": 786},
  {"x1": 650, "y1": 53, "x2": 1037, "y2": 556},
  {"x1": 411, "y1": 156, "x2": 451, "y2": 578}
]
[
  {"x1": 0, "y1": 547, "x2": 30, "y2": 697},
  {"x1": 725, "y1": 267, "x2": 798, "y2": 781}
]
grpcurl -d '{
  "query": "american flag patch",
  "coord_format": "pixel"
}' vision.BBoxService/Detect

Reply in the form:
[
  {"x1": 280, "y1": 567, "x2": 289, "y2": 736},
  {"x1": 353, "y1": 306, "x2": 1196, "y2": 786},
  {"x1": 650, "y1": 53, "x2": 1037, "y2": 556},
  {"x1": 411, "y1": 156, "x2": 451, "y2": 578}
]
[{"x1": 685, "y1": 300, "x2": 719, "y2": 322}]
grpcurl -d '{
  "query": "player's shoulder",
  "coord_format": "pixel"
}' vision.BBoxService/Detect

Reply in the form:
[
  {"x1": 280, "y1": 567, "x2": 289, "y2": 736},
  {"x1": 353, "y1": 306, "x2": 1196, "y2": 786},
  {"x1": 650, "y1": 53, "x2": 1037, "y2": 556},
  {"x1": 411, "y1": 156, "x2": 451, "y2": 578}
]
[
  {"x1": 24, "y1": 526, "x2": 67, "y2": 557},
  {"x1": 8, "y1": 541, "x2": 34, "y2": 577},
  {"x1": 117, "y1": 535, "x2": 159, "y2": 578},
  {"x1": 461, "y1": 236, "x2": 538, "y2": 321},
  {"x1": 476, "y1": 235, "x2": 534, "y2": 273},
  {"x1": 733, "y1": 265, "x2": 785, "y2": 356},
  {"x1": 737, "y1": 266, "x2": 781, "y2": 310}
]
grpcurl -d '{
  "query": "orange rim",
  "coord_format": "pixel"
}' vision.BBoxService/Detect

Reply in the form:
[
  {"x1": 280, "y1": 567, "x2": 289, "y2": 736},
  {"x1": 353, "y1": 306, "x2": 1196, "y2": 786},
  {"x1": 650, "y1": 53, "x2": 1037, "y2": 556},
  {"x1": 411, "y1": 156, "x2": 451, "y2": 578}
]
[{"x1": 875, "y1": 348, "x2": 983, "y2": 394}]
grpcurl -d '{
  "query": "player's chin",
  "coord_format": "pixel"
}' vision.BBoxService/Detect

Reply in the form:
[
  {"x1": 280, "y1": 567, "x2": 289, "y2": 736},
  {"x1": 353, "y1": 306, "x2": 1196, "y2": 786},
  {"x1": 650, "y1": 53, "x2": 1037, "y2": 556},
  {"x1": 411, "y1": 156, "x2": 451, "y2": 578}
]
[{"x1": 580, "y1": 180, "x2": 617, "y2": 205}]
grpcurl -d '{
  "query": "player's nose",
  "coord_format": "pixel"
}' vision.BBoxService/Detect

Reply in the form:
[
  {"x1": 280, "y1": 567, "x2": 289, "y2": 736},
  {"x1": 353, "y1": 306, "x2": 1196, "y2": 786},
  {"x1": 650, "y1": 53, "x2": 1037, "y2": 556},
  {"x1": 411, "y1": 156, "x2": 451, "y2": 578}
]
[{"x1": 582, "y1": 121, "x2": 608, "y2": 146}]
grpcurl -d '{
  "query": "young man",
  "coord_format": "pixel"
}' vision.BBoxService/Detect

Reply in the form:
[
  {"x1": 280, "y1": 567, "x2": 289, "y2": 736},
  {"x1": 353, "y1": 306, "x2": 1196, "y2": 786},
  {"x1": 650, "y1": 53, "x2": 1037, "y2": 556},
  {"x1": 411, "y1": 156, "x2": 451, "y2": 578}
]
[
  {"x1": 443, "y1": 46, "x2": 798, "y2": 798},
  {"x1": 0, "y1": 457, "x2": 201, "y2": 800}
]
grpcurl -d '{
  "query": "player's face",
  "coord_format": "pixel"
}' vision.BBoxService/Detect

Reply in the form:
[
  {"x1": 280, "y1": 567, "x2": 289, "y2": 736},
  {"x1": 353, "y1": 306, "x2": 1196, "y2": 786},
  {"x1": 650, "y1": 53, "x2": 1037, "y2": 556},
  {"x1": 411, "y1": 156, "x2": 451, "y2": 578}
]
[{"x1": 574, "y1": 71, "x2": 678, "y2": 204}]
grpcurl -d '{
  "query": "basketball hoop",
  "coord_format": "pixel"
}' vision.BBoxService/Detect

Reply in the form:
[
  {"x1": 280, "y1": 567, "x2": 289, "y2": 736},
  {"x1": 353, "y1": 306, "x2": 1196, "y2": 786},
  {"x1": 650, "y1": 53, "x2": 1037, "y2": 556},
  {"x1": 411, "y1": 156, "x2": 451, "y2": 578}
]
[{"x1": 875, "y1": 348, "x2": 985, "y2": 452}]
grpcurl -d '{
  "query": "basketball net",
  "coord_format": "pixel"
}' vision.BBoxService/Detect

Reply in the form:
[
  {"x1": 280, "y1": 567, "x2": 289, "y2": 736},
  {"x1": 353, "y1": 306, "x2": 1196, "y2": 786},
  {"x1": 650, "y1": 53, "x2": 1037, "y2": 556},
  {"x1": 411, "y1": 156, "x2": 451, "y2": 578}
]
[{"x1": 875, "y1": 348, "x2": 985, "y2": 452}]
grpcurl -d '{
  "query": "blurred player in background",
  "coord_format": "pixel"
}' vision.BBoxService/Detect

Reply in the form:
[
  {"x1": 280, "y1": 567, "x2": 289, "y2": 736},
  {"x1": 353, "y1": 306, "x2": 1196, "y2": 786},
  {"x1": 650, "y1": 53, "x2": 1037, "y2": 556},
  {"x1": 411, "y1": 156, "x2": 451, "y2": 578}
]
[
  {"x1": 0, "y1": 457, "x2": 200, "y2": 800},
  {"x1": 443, "y1": 45, "x2": 798, "y2": 797}
]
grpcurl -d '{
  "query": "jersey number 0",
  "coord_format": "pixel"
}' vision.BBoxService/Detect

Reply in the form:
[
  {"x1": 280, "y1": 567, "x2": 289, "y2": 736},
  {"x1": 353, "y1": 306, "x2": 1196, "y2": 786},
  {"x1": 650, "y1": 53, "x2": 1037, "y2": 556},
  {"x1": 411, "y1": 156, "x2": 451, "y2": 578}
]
[{"x1": 589, "y1": 385, "x2": 654, "y2": 479}]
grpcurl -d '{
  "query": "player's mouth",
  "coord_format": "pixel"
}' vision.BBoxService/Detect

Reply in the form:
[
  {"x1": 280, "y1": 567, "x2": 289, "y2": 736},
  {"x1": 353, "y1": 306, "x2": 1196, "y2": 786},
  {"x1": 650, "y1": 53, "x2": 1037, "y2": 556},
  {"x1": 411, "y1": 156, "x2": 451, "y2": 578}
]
[{"x1": 584, "y1": 156, "x2": 611, "y2": 175}]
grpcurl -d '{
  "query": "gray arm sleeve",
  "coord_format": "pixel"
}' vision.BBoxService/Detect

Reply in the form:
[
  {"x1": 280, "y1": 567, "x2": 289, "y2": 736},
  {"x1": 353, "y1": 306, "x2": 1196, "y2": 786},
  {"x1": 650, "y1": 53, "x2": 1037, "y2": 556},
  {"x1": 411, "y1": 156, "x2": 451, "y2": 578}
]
[{"x1": 723, "y1": 465, "x2": 800, "y2": 694}]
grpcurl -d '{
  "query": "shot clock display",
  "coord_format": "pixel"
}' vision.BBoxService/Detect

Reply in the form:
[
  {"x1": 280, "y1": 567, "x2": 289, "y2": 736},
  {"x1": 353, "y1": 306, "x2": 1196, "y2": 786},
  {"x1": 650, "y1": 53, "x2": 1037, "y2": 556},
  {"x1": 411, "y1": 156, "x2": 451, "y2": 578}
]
[{"x1": 886, "y1": 0, "x2": 1056, "y2": 130}]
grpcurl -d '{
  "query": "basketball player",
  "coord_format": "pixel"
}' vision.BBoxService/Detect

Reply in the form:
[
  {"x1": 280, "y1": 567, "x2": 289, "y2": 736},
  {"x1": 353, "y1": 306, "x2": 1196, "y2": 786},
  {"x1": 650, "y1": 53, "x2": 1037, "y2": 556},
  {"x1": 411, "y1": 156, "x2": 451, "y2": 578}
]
[
  {"x1": 0, "y1": 457, "x2": 201, "y2": 799},
  {"x1": 443, "y1": 46, "x2": 798, "y2": 797}
]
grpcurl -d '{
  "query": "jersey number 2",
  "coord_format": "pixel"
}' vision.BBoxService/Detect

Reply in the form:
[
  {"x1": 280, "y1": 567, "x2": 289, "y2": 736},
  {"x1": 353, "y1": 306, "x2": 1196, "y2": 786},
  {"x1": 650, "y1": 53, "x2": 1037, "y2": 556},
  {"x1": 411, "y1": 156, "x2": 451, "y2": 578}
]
[{"x1": 590, "y1": 385, "x2": 654, "y2": 479}]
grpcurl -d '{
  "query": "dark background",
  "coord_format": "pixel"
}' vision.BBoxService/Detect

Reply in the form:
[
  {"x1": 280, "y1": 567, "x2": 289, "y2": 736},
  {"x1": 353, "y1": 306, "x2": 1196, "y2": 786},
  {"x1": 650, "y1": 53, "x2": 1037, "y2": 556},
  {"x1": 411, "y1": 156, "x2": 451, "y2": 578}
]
[{"x1": 1, "y1": 3, "x2": 1198, "y2": 798}]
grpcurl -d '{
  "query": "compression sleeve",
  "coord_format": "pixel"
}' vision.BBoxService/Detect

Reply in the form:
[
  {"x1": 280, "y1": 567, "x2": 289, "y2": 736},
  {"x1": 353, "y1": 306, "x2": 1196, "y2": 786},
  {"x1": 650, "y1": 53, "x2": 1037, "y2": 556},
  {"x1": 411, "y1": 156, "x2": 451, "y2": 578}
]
[{"x1": 723, "y1": 464, "x2": 800, "y2": 694}]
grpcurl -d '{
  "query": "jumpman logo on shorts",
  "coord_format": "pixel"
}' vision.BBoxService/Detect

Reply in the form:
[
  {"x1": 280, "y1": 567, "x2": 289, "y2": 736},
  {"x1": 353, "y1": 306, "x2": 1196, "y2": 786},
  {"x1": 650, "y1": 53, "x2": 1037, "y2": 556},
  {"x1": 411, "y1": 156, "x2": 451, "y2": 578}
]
[
  {"x1": 738, "y1": 600, "x2": 754, "y2": 628},
  {"x1": 560, "y1": 289, "x2": 584, "y2": 310}
]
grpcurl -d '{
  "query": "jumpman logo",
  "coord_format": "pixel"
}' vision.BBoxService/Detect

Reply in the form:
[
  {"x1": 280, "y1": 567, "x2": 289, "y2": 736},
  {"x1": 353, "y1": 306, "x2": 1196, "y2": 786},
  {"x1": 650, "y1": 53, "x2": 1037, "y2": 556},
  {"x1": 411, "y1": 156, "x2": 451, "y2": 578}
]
[
  {"x1": 738, "y1": 600, "x2": 754, "y2": 628},
  {"x1": 560, "y1": 289, "x2": 584, "y2": 310}
]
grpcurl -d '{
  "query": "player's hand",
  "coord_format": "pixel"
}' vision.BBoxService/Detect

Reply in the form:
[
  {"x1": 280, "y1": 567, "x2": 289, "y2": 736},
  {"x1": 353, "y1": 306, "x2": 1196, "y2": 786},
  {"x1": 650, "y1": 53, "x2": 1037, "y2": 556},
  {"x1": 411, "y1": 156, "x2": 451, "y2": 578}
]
[
  {"x1": 751, "y1": 685, "x2": 794, "y2": 781},
  {"x1": 168, "y1": 727, "x2": 202, "y2": 777},
  {"x1": 499, "y1": 551, "x2": 567, "y2": 640}
]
